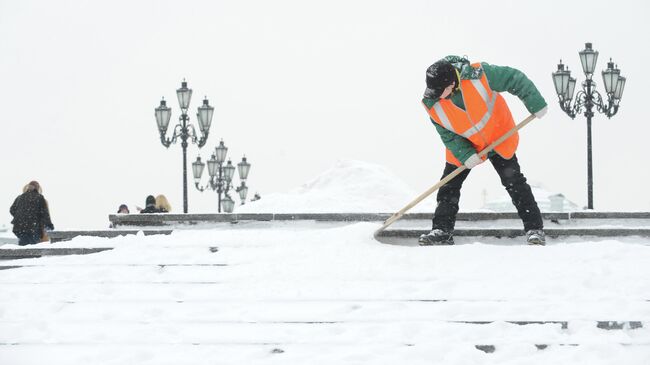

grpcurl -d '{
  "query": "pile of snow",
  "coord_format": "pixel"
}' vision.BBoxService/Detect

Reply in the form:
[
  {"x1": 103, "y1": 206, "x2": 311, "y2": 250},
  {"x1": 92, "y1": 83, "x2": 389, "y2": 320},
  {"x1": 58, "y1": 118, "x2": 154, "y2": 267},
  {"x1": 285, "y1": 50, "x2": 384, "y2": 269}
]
[{"x1": 238, "y1": 160, "x2": 437, "y2": 213}]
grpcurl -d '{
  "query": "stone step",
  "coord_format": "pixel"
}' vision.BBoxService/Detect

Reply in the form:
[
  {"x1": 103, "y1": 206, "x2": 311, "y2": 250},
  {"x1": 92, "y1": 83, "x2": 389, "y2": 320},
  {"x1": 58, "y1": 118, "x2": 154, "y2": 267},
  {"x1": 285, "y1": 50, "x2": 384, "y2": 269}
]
[
  {"x1": 43, "y1": 227, "x2": 650, "y2": 244},
  {"x1": 109, "y1": 211, "x2": 650, "y2": 227},
  {"x1": 0, "y1": 320, "x2": 645, "y2": 351},
  {"x1": 0, "y1": 342, "x2": 646, "y2": 356},
  {"x1": 381, "y1": 228, "x2": 650, "y2": 238},
  {"x1": 472, "y1": 343, "x2": 650, "y2": 353},
  {"x1": 48, "y1": 230, "x2": 173, "y2": 243},
  {"x1": 0, "y1": 247, "x2": 113, "y2": 260}
]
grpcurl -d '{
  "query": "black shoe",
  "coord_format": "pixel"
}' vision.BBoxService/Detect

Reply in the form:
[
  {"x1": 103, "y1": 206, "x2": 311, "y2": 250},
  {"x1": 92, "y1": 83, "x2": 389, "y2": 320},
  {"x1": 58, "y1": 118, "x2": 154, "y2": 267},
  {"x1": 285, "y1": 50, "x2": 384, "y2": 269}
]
[
  {"x1": 526, "y1": 229, "x2": 546, "y2": 245},
  {"x1": 418, "y1": 229, "x2": 454, "y2": 246}
]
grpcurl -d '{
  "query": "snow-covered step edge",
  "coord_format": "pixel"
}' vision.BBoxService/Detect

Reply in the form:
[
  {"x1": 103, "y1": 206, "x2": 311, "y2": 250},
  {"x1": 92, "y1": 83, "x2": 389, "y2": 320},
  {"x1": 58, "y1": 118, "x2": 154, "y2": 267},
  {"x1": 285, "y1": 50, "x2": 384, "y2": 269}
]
[
  {"x1": 0, "y1": 247, "x2": 113, "y2": 259},
  {"x1": 47, "y1": 230, "x2": 172, "y2": 243},
  {"x1": 380, "y1": 228, "x2": 650, "y2": 238},
  {"x1": 108, "y1": 212, "x2": 650, "y2": 227}
]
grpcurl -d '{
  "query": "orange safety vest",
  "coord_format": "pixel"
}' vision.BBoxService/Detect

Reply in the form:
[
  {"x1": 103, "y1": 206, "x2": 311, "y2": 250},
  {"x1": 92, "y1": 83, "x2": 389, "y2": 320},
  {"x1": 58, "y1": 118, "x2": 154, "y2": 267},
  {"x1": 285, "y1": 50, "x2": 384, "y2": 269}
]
[{"x1": 424, "y1": 63, "x2": 518, "y2": 167}]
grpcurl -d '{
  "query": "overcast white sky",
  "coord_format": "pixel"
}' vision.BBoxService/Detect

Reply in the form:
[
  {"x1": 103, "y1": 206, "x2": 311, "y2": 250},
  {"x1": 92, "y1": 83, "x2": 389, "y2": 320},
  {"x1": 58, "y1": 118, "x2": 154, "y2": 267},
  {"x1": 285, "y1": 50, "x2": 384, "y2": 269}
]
[{"x1": 1, "y1": 0, "x2": 648, "y2": 229}]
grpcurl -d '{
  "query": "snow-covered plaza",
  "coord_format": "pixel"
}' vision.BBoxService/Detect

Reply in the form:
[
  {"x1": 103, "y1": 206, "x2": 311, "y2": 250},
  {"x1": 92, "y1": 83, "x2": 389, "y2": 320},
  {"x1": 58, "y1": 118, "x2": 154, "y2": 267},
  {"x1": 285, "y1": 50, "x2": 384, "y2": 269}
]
[{"x1": 1, "y1": 223, "x2": 650, "y2": 364}]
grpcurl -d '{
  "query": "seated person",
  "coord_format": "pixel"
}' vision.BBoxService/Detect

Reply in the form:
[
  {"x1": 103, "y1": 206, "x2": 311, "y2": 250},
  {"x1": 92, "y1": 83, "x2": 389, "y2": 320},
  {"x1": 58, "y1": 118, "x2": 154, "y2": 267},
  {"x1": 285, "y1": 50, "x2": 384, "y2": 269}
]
[
  {"x1": 117, "y1": 204, "x2": 130, "y2": 214},
  {"x1": 140, "y1": 195, "x2": 161, "y2": 213},
  {"x1": 155, "y1": 194, "x2": 171, "y2": 213}
]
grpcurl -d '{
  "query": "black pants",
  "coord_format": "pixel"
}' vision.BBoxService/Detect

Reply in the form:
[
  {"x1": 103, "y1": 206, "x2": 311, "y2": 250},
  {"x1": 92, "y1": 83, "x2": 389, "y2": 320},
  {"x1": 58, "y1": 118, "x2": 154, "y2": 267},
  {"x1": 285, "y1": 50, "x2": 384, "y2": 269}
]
[
  {"x1": 432, "y1": 153, "x2": 543, "y2": 232},
  {"x1": 16, "y1": 231, "x2": 40, "y2": 246}
]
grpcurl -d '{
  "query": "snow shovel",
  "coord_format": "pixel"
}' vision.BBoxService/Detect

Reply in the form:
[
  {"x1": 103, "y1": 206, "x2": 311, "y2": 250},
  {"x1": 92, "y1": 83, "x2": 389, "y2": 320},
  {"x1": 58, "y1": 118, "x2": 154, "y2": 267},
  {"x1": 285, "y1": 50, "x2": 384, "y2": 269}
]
[{"x1": 373, "y1": 113, "x2": 537, "y2": 238}]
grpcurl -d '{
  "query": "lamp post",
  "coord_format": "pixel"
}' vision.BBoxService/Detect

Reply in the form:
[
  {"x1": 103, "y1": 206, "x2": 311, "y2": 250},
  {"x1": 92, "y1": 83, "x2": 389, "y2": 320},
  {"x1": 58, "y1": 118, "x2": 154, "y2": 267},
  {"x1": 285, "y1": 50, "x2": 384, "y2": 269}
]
[
  {"x1": 552, "y1": 43, "x2": 626, "y2": 209},
  {"x1": 192, "y1": 139, "x2": 251, "y2": 213},
  {"x1": 155, "y1": 80, "x2": 214, "y2": 213}
]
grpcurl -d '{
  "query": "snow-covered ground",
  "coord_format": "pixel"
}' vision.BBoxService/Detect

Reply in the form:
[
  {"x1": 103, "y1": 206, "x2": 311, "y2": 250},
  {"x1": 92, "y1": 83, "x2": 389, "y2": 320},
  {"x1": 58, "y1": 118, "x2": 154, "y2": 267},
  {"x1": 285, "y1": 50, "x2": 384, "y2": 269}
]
[
  {"x1": 1, "y1": 226, "x2": 650, "y2": 364},
  {"x1": 2, "y1": 160, "x2": 650, "y2": 364}
]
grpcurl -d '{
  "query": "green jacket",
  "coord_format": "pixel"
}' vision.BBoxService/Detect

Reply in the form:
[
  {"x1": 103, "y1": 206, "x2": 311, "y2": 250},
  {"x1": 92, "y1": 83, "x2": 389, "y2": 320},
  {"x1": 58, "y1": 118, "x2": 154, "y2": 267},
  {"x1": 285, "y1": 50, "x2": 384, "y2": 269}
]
[{"x1": 422, "y1": 55, "x2": 547, "y2": 164}]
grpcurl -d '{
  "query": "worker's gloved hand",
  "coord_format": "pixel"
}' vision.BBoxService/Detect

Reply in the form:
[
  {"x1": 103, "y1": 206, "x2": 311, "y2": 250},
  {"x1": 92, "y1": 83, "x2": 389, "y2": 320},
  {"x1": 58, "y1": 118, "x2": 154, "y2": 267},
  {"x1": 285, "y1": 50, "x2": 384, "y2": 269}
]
[
  {"x1": 534, "y1": 106, "x2": 548, "y2": 119},
  {"x1": 464, "y1": 154, "x2": 483, "y2": 169}
]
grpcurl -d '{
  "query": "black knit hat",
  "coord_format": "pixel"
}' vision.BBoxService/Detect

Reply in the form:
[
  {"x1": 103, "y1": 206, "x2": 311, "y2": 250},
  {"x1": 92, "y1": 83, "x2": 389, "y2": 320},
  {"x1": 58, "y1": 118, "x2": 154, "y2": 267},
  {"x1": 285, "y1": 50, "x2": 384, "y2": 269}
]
[{"x1": 424, "y1": 60, "x2": 457, "y2": 99}]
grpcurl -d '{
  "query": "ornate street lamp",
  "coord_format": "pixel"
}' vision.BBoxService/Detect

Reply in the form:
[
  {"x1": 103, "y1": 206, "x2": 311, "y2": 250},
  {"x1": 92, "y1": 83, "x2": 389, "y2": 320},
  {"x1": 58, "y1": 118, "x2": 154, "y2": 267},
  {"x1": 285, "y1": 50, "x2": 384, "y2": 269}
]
[
  {"x1": 155, "y1": 80, "x2": 214, "y2": 213},
  {"x1": 237, "y1": 156, "x2": 251, "y2": 180},
  {"x1": 552, "y1": 43, "x2": 626, "y2": 209},
  {"x1": 235, "y1": 156, "x2": 251, "y2": 207},
  {"x1": 222, "y1": 195, "x2": 235, "y2": 214},
  {"x1": 236, "y1": 181, "x2": 249, "y2": 203},
  {"x1": 192, "y1": 139, "x2": 252, "y2": 212}
]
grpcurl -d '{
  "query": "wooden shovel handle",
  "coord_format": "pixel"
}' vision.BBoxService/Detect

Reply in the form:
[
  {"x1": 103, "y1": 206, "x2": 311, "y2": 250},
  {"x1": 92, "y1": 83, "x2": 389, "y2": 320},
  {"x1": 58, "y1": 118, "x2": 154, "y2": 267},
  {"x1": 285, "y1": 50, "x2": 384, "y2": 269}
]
[{"x1": 374, "y1": 114, "x2": 537, "y2": 236}]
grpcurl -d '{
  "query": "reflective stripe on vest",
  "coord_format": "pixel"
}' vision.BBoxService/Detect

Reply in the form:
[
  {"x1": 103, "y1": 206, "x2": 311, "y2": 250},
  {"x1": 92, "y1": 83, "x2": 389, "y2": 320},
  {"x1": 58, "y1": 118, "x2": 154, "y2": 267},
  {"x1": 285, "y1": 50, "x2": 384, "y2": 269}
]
[
  {"x1": 432, "y1": 102, "x2": 454, "y2": 131},
  {"x1": 463, "y1": 79, "x2": 497, "y2": 138},
  {"x1": 431, "y1": 78, "x2": 496, "y2": 139}
]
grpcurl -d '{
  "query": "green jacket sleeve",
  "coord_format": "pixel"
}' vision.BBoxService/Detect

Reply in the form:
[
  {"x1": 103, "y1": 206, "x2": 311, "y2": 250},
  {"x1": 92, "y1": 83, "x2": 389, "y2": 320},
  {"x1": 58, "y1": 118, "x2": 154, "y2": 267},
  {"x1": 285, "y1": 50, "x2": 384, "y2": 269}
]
[{"x1": 481, "y1": 62, "x2": 547, "y2": 114}]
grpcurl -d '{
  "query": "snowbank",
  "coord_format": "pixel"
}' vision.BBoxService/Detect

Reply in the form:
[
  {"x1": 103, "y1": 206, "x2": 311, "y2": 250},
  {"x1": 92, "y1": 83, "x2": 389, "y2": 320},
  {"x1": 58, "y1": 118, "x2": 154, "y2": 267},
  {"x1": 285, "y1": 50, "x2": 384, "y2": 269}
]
[{"x1": 238, "y1": 160, "x2": 437, "y2": 213}]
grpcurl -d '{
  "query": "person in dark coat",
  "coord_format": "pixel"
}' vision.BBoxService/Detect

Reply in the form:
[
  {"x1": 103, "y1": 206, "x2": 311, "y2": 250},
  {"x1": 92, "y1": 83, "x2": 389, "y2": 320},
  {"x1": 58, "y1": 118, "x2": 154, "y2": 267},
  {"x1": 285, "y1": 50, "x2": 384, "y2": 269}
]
[
  {"x1": 10, "y1": 181, "x2": 54, "y2": 245},
  {"x1": 140, "y1": 195, "x2": 162, "y2": 213}
]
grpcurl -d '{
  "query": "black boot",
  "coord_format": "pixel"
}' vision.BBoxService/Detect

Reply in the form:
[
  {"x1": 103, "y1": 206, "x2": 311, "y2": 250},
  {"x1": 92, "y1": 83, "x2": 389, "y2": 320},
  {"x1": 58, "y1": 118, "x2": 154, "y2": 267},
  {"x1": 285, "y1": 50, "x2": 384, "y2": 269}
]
[
  {"x1": 418, "y1": 229, "x2": 454, "y2": 246},
  {"x1": 526, "y1": 229, "x2": 546, "y2": 245}
]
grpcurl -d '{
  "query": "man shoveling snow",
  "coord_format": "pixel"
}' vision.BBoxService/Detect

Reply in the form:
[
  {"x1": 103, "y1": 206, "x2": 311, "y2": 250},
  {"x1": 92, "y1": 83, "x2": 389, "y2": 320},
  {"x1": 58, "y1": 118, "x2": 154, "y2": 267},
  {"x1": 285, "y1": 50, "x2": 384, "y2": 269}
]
[{"x1": 419, "y1": 56, "x2": 548, "y2": 246}]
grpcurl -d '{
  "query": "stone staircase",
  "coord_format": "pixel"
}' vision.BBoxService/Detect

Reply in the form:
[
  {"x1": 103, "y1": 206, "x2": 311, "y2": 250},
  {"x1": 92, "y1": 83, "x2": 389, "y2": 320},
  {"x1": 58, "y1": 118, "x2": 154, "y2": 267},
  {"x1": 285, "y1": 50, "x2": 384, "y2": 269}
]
[
  {"x1": 1, "y1": 215, "x2": 649, "y2": 358},
  {"x1": 46, "y1": 211, "x2": 650, "y2": 243},
  {"x1": 1, "y1": 241, "x2": 647, "y2": 357}
]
